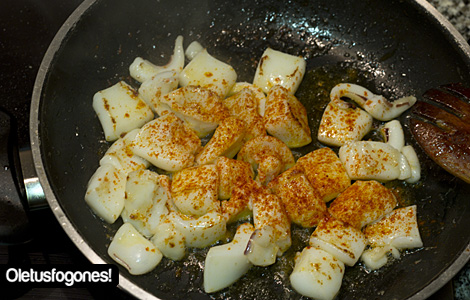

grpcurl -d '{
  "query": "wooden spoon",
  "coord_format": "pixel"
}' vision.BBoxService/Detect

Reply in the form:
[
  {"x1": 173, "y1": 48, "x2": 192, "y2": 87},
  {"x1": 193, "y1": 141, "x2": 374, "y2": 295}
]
[{"x1": 410, "y1": 83, "x2": 470, "y2": 184}]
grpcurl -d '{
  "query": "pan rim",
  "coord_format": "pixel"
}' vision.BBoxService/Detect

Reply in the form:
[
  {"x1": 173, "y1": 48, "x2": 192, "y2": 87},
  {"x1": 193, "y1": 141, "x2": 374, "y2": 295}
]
[
  {"x1": 29, "y1": 0, "x2": 158, "y2": 299},
  {"x1": 29, "y1": 0, "x2": 470, "y2": 299}
]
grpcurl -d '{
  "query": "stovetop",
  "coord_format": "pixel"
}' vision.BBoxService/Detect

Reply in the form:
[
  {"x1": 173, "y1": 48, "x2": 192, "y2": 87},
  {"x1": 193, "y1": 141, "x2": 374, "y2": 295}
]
[
  {"x1": 0, "y1": 0, "x2": 468, "y2": 299},
  {"x1": 0, "y1": 1, "x2": 129, "y2": 298}
]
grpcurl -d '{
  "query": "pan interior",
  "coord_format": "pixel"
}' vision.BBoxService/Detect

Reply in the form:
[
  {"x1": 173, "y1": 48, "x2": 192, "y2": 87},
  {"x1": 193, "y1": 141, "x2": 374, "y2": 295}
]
[{"x1": 36, "y1": 0, "x2": 470, "y2": 299}]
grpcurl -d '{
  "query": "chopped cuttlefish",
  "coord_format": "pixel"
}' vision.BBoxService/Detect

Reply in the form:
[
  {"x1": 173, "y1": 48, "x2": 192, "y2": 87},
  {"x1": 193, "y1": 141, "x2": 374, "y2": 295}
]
[
  {"x1": 131, "y1": 112, "x2": 201, "y2": 172},
  {"x1": 264, "y1": 85, "x2": 312, "y2": 148},
  {"x1": 137, "y1": 70, "x2": 179, "y2": 113},
  {"x1": 167, "y1": 211, "x2": 226, "y2": 248},
  {"x1": 93, "y1": 81, "x2": 154, "y2": 142},
  {"x1": 237, "y1": 135, "x2": 295, "y2": 186},
  {"x1": 221, "y1": 182, "x2": 254, "y2": 224},
  {"x1": 296, "y1": 147, "x2": 351, "y2": 202},
  {"x1": 380, "y1": 120, "x2": 421, "y2": 183},
  {"x1": 364, "y1": 205, "x2": 423, "y2": 249},
  {"x1": 108, "y1": 223, "x2": 163, "y2": 275},
  {"x1": 309, "y1": 216, "x2": 367, "y2": 266},
  {"x1": 129, "y1": 35, "x2": 184, "y2": 83},
  {"x1": 317, "y1": 98, "x2": 373, "y2": 147},
  {"x1": 99, "y1": 129, "x2": 150, "y2": 175},
  {"x1": 223, "y1": 88, "x2": 266, "y2": 142},
  {"x1": 85, "y1": 163, "x2": 126, "y2": 224},
  {"x1": 150, "y1": 219, "x2": 186, "y2": 261},
  {"x1": 179, "y1": 48, "x2": 237, "y2": 98},
  {"x1": 204, "y1": 223, "x2": 255, "y2": 293},
  {"x1": 157, "y1": 85, "x2": 230, "y2": 137},
  {"x1": 245, "y1": 184, "x2": 291, "y2": 266},
  {"x1": 268, "y1": 166, "x2": 327, "y2": 228},
  {"x1": 217, "y1": 158, "x2": 255, "y2": 223},
  {"x1": 85, "y1": 36, "x2": 427, "y2": 295},
  {"x1": 120, "y1": 169, "x2": 170, "y2": 238},
  {"x1": 360, "y1": 245, "x2": 400, "y2": 271},
  {"x1": 328, "y1": 180, "x2": 397, "y2": 229},
  {"x1": 86, "y1": 130, "x2": 150, "y2": 224},
  {"x1": 379, "y1": 119, "x2": 421, "y2": 181},
  {"x1": 380, "y1": 120, "x2": 405, "y2": 151},
  {"x1": 227, "y1": 82, "x2": 267, "y2": 116},
  {"x1": 184, "y1": 41, "x2": 204, "y2": 61},
  {"x1": 361, "y1": 205, "x2": 423, "y2": 270},
  {"x1": 290, "y1": 246, "x2": 345, "y2": 300},
  {"x1": 401, "y1": 145, "x2": 421, "y2": 183},
  {"x1": 253, "y1": 47, "x2": 306, "y2": 95},
  {"x1": 195, "y1": 117, "x2": 247, "y2": 165},
  {"x1": 330, "y1": 83, "x2": 417, "y2": 121},
  {"x1": 339, "y1": 141, "x2": 412, "y2": 182},
  {"x1": 216, "y1": 156, "x2": 254, "y2": 201},
  {"x1": 171, "y1": 164, "x2": 220, "y2": 217}
]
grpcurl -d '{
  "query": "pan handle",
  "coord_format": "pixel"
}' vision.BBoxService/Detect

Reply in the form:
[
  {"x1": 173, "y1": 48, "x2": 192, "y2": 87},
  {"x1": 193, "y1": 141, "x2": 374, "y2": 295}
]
[
  {"x1": 19, "y1": 148, "x2": 47, "y2": 211},
  {"x1": 0, "y1": 108, "x2": 31, "y2": 245}
]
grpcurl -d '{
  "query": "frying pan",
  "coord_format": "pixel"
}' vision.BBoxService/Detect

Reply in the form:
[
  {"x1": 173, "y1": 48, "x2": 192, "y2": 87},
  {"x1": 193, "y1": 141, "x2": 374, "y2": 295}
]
[{"x1": 23, "y1": 0, "x2": 470, "y2": 298}]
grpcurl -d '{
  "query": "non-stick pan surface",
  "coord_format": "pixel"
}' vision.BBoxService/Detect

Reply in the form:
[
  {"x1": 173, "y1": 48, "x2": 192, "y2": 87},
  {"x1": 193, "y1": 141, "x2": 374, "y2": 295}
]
[{"x1": 31, "y1": 0, "x2": 470, "y2": 299}]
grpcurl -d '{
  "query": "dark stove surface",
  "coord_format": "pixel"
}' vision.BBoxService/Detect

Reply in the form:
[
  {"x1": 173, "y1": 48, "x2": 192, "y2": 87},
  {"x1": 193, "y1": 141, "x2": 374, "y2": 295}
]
[
  {"x1": 0, "y1": 1, "x2": 130, "y2": 298},
  {"x1": 0, "y1": 0, "x2": 465, "y2": 299},
  {"x1": 0, "y1": 0, "x2": 80, "y2": 149}
]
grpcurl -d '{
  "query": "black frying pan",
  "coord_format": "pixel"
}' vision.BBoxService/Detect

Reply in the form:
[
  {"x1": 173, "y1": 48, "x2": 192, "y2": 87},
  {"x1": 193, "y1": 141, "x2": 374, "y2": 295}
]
[{"x1": 29, "y1": 0, "x2": 470, "y2": 299}]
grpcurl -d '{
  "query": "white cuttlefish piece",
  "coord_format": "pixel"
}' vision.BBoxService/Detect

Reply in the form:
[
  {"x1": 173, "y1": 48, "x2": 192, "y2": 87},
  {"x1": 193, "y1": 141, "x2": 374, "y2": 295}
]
[
  {"x1": 221, "y1": 182, "x2": 254, "y2": 224},
  {"x1": 151, "y1": 220, "x2": 186, "y2": 261},
  {"x1": 204, "y1": 223, "x2": 255, "y2": 293},
  {"x1": 339, "y1": 141, "x2": 411, "y2": 182},
  {"x1": 86, "y1": 130, "x2": 150, "y2": 224},
  {"x1": 223, "y1": 88, "x2": 266, "y2": 142},
  {"x1": 216, "y1": 156, "x2": 254, "y2": 201},
  {"x1": 227, "y1": 82, "x2": 267, "y2": 117},
  {"x1": 309, "y1": 216, "x2": 367, "y2": 266},
  {"x1": 328, "y1": 180, "x2": 397, "y2": 230},
  {"x1": 171, "y1": 164, "x2": 220, "y2": 217},
  {"x1": 268, "y1": 166, "x2": 327, "y2": 228},
  {"x1": 296, "y1": 147, "x2": 351, "y2": 202},
  {"x1": 85, "y1": 163, "x2": 126, "y2": 224},
  {"x1": 184, "y1": 41, "x2": 204, "y2": 61},
  {"x1": 195, "y1": 117, "x2": 247, "y2": 165},
  {"x1": 253, "y1": 47, "x2": 306, "y2": 95},
  {"x1": 131, "y1": 112, "x2": 201, "y2": 172},
  {"x1": 120, "y1": 169, "x2": 171, "y2": 238},
  {"x1": 129, "y1": 35, "x2": 184, "y2": 83},
  {"x1": 137, "y1": 70, "x2": 179, "y2": 113},
  {"x1": 361, "y1": 245, "x2": 400, "y2": 271},
  {"x1": 401, "y1": 145, "x2": 421, "y2": 183},
  {"x1": 108, "y1": 223, "x2": 163, "y2": 275},
  {"x1": 380, "y1": 120, "x2": 421, "y2": 183},
  {"x1": 379, "y1": 120, "x2": 412, "y2": 180},
  {"x1": 362, "y1": 205, "x2": 423, "y2": 270},
  {"x1": 156, "y1": 85, "x2": 230, "y2": 138},
  {"x1": 167, "y1": 211, "x2": 227, "y2": 248},
  {"x1": 237, "y1": 135, "x2": 295, "y2": 186},
  {"x1": 93, "y1": 81, "x2": 154, "y2": 142},
  {"x1": 179, "y1": 48, "x2": 237, "y2": 98},
  {"x1": 317, "y1": 98, "x2": 373, "y2": 147},
  {"x1": 244, "y1": 184, "x2": 291, "y2": 266},
  {"x1": 217, "y1": 158, "x2": 255, "y2": 224},
  {"x1": 290, "y1": 246, "x2": 345, "y2": 300},
  {"x1": 380, "y1": 120, "x2": 405, "y2": 151},
  {"x1": 364, "y1": 205, "x2": 423, "y2": 249},
  {"x1": 99, "y1": 129, "x2": 150, "y2": 175},
  {"x1": 330, "y1": 83, "x2": 417, "y2": 121},
  {"x1": 264, "y1": 85, "x2": 312, "y2": 148}
]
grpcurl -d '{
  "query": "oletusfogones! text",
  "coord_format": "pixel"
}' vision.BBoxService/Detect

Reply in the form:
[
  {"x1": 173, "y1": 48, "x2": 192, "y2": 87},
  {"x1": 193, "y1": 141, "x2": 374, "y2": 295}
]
[{"x1": 0, "y1": 265, "x2": 119, "y2": 287}]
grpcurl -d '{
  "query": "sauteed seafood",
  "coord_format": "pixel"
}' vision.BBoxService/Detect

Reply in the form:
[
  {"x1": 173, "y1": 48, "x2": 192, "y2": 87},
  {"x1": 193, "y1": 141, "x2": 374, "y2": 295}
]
[{"x1": 85, "y1": 36, "x2": 423, "y2": 300}]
